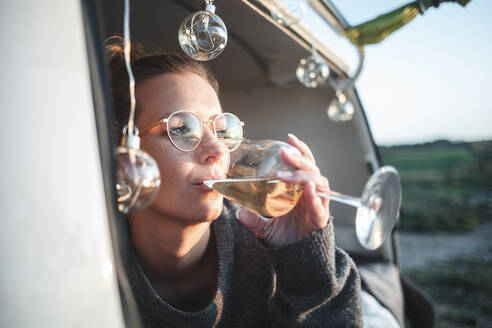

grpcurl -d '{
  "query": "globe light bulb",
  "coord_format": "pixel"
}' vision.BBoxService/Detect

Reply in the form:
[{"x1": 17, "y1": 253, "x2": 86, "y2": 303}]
[
  {"x1": 327, "y1": 93, "x2": 355, "y2": 122},
  {"x1": 116, "y1": 127, "x2": 161, "y2": 213},
  {"x1": 296, "y1": 53, "x2": 330, "y2": 88},
  {"x1": 269, "y1": 0, "x2": 307, "y2": 27},
  {"x1": 178, "y1": 2, "x2": 227, "y2": 61},
  {"x1": 117, "y1": 0, "x2": 161, "y2": 213}
]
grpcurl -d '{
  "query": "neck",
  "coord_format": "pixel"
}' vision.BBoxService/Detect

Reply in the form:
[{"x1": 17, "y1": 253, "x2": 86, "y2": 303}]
[{"x1": 129, "y1": 206, "x2": 213, "y2": 280}]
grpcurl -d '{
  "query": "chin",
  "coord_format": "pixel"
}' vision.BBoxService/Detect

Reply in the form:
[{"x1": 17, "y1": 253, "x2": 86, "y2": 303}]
[
  {"x1": 179, "y1": 196, "x2": 224, "y2": 223},
  {"x1": 198, "y1": 198, "x2": 224, "y2": 222}
]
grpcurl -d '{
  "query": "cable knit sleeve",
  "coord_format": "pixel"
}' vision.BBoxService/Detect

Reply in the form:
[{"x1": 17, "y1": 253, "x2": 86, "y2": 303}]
[{"x1": 265, "y1": 221, "x2": 363, "y2": 327}]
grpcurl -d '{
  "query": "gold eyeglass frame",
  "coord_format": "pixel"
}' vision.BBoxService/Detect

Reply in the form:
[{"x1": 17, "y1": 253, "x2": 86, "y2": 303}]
[{"x1": 140, "y1": 110, "x2": 244, "y2": 152}]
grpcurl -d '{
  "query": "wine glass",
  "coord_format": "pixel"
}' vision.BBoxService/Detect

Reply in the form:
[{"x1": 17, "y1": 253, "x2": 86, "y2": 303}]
[{"x1": 204, "y1": 139, "x2": 401, "y2": 250}]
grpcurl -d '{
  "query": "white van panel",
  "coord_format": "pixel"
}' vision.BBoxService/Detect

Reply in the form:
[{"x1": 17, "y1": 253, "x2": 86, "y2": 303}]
[{"x1": 0, "y1": 1, "x2": 124, "y2": 327}]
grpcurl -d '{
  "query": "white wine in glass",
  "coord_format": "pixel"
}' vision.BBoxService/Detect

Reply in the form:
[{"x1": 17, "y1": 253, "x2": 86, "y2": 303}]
[
  {"x1": 204, "y1": 139, "x2": 401, "y2": 250},
  {"x1": 209, "y1": 177, "x2": 302, "y2": 217}
]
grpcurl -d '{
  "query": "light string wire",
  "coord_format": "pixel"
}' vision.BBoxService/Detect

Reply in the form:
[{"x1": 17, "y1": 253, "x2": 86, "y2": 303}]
[
  {"x1": 124, "y1": 0, "x2": 137, "y2": 136},
  {"x1": 190, "y1": 0, "x2": 217, "y2": 56},
  {"x1": 300, "y1": 3, "x2": 327, "y2": 86},
  {"x1": 122, "y1": 0, "x2": 142, "y2": 208},
  {"x1": 334, "y1": 46, "x2": 365, "y2": 97}
]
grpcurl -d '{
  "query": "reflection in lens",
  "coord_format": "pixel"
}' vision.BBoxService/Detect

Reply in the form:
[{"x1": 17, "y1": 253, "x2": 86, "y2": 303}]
[
  {"x1": 168, "y1": 111, "x2": 202, "y2": 151},
  {"x1": 215, "y1": 113, "x2": 243, "y2": 151}
]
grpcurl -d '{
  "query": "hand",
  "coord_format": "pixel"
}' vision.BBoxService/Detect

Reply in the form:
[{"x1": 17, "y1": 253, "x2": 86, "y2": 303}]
[{"x1": 236, "y1": 134, "x2": 331, "y2": 247}]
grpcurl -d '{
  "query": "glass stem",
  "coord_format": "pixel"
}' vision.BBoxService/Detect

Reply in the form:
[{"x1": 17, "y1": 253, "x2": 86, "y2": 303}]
[{"x1": 317, "y1": 190, "x2": 362, "y2": 208}]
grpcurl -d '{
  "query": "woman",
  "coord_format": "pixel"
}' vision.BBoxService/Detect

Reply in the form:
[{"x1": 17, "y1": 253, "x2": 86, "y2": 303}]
[{"x1": 107, "y1": 37, "x2": 362, "y2": 327}]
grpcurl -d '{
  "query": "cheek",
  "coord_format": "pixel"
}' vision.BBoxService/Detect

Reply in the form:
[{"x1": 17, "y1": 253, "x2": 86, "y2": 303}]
[
  {"x1": 140, "y1": 136, "x2": 224, "y2": 220},
  {"x1": 143, "y1": 138, "x2": 194, "y2": 191},
  {"x1": 158, "y1": 156, "x2": 193, "y2": 193}
]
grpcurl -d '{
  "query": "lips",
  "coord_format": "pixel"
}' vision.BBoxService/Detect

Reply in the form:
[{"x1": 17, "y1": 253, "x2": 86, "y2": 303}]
[
  {"x1": 193, "y1": 181, "x2": 215, "y2": 192},
  {"x1": 193, "y1": 174, "x2": 223, "y2": 184},
  {"x1": 192, "y1": 175, "x2": 223, "y2": 191}
]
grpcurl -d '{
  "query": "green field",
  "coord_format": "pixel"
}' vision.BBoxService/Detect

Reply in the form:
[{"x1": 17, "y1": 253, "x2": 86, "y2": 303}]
[
  {"x1": 380, "y1": 140, "x2": 492, "y2": 232},
  {"x1": 407, "y1": 258, "x2": 492, "y2": 327}
]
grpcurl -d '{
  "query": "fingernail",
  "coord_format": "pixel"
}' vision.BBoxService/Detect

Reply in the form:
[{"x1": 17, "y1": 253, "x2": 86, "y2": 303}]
[
  {"x1": 276, "y1": 171, "x2": 293, "y2": 178},
  {"x1": 281, "y1": 147, "x2": 300, "y2": 157},
  {"x1": 288, "y1": 133, "x2": 298, "y2": 141},
  {"x1": 235, "y1": 208, "x2": 242, "y2": 220}
]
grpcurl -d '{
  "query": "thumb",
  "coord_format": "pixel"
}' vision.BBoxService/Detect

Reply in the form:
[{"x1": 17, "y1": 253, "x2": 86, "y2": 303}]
[{"x1": 236, "y1": 208, "x2": 269, "y2": 237}]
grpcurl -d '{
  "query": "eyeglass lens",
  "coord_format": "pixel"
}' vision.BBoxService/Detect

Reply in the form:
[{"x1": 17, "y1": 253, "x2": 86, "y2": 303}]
[
  {"x1": 167, "y1": 111, "x2": 202, "y2": 151},
  {"x1": 214, "y1": 113, "x2": 243, "y2": 150},
  {"x1": 167, "y1": 111, "x2": 242, "y2": 151}
]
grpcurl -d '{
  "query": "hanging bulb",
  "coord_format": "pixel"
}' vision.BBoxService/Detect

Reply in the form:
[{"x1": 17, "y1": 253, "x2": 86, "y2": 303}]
[
  {"x1": 327, "y1": 93, "x2": 355, "y2": 122},
  {"x1": 326, "y1": 47, "x2": 364, "y2": 122},
  {"x1": 296, "y1": 49, "x2": 330, "y2": 88},
  {"x1": 116, "y1": 0, "x2": 160, "y2": 213},
  {"x1": 269, "y1": 0, "x2": 307, "y2": 27},
  {"x1": 116, "y1": 126, "x2": 161, "y2": 213},
  {"x1": 178, "y1": 0, "x2": 227, "y2": 61}
]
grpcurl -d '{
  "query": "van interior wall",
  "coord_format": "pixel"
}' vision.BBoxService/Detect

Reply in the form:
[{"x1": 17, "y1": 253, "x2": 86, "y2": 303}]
[
  {"x1": 99, "y1": 0, "x2": 394, "y2": 260},
  {"x1": 221, "y1": 86, "x2": 379, "y2": 255}
]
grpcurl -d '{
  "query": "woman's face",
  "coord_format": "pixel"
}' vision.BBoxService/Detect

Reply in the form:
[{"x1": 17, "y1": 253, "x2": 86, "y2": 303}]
[{"x1": 136, "y1": 72, "x2": 229, "y2": 224}]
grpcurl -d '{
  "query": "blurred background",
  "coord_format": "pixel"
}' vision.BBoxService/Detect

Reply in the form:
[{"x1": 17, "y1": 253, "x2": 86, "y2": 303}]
[{"x1": 334, "y1": 1, "x2": 492, "y2": 326}]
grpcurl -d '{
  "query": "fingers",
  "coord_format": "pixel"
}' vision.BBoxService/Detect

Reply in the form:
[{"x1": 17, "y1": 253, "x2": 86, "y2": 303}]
[
  {"x1": 277, "y1": 169, "x2": 330, "y2": 214},
  {"x1": 281, "y1": 148, "x2": 319, "y2": 174},
  {"x1": 302, "y1": 182, "x2": 330, "y2": 230},
  {"x1": 281, "y1": 135, "x2": 331, "y2": 234},
  {"x1": 276, "y1": 170, "x2": 330, "y2": 193},
  {"x1": 281, "y1": 134, "x2": 329, "y2": 192},
  {"x1": 235, "y1": 208, "x2": 272, "y2": 238},
  {"x1": 288, "y1": 134, "x2": 316, "y2": 164}
]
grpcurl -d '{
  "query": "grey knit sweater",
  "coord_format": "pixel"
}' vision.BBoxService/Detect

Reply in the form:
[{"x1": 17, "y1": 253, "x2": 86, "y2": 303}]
[{"x1": 124, "y1": 200, "x2": 362, "y2": 327}]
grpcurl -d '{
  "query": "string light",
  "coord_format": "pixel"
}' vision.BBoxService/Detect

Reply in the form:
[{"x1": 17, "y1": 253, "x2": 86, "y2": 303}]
[
  {"x1": 327, "y1": 93, "x2": 355, "y2": 122},
  {"x1": 268, "y1": 0, "x2": 307, "y2": 27},
  {"x1": 296, "y1": 48, "x2": 330, "y2": 88},
  {"x1": 178, "y1": 0, "x2": 228, "y2": 61},
  {"x1": 115, "y1": 0, "x2": 161, "y2": 213},
  {"x1": 327, "y1": 47, "x2": 365, "y2": 123}
]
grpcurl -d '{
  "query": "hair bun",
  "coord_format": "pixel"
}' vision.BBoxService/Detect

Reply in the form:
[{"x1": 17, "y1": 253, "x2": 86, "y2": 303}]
[{"x1": 105, "y1": 36, "x2": 151, "y2": 73}]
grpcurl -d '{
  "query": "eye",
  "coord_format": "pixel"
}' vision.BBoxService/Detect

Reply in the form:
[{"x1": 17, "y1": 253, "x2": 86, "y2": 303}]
[
  {"x1": 215, "y1": 128, "x2": 227, "y2": 138},
  {"x1": 169, "y1": 122, "x2": 191, "y2": 136}
]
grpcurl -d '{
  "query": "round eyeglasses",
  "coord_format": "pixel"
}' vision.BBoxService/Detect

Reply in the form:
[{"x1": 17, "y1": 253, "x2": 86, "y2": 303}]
[{"x1": 140, "y1": 110, "x2": 244, "y2": 152}]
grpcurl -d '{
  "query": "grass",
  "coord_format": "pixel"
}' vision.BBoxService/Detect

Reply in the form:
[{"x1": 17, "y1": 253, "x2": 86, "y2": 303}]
[
  {"x1": 380, "y1": 140, "x2": 492, "y2": 232},
  {"x1": 406, "y1": 257, "x2": 492, "y2": 328},
  {"x1": 383, "y1": 140, "x2": 492, "y2": 326},
  {"x1": 384, "y1": 148, "x2": 474, "y2": 172}
]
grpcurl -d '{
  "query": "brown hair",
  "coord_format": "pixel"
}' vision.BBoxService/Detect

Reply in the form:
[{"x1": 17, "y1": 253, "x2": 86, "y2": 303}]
[{"x1": 105, "y1": 36, "x2": 219, "y2": 137}]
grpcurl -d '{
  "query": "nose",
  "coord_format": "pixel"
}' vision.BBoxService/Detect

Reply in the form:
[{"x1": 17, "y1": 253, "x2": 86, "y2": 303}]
[{"x1": 197, "y1": 124, "x2": 228, "y2": 164}]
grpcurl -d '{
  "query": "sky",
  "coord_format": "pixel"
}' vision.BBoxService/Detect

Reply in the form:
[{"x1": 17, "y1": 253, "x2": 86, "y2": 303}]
[{"x1": 324, "y1": 0, "x2": 492, "y2": 145}]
